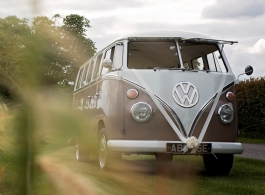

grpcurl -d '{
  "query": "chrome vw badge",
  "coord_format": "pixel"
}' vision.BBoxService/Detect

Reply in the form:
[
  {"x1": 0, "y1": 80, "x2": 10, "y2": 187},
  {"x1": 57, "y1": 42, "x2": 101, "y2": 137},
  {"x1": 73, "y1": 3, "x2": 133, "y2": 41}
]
[{"x1": 172, "y1": 82, "x2": 199, "y2": 108}]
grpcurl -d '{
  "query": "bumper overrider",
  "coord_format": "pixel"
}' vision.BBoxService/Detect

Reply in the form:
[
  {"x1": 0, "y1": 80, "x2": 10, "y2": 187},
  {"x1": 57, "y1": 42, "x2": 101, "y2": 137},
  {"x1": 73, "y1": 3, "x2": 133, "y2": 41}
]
[{"x1": 107, "y1": 140, "x2": 244, "y2": 154}]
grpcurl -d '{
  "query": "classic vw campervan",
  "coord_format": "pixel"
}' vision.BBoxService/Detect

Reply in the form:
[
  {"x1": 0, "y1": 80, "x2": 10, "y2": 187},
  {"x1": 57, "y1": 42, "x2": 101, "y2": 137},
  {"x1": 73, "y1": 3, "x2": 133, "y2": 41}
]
[{"x1": 73, "y1": 30, "x2": 253, "y2": 174}]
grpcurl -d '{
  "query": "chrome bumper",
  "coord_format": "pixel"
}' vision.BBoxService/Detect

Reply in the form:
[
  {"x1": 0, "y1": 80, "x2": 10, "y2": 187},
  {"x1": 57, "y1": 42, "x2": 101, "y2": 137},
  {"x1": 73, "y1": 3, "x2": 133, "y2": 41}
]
[{"x1": 107, "y1": 140, "x2": 244, "y2": 154}]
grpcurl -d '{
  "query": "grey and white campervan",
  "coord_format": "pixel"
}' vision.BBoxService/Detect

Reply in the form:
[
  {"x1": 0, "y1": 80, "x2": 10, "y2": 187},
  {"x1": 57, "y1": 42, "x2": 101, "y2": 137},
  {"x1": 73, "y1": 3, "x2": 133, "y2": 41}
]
[{"x1": 73, "y1": 30, "x2": 253, "y2": 175}]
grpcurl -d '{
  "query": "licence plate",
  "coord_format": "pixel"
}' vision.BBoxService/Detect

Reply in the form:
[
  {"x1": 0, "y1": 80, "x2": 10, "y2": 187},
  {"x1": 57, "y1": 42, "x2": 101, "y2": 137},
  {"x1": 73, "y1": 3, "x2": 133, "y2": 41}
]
[{"x1": 166, "y1": 143, "x2": 212, "y2": 154}]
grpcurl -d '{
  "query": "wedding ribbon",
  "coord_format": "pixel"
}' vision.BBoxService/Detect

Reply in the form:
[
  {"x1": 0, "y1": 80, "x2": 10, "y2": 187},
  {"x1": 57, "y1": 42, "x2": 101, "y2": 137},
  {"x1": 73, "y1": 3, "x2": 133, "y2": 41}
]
[
  {"x1": 191, "y1": 74, "x2": 226, "y2": 153},
  {"x1": 132, "y1": 70, "x2": 227, "y2": 153}
]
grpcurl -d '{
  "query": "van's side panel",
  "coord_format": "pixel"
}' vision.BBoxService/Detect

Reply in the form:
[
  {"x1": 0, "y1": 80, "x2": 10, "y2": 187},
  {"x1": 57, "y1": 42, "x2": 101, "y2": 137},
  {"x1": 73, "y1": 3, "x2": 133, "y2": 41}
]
[{"x1": 95, "y1": 76, "x2": 124, "y2": 140}]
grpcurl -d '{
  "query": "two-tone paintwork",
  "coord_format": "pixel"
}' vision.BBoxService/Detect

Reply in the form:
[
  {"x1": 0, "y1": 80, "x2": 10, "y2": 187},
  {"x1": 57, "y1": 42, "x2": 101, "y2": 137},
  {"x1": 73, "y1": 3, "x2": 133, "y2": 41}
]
[{"x1": 73, "y1": 30, "x2": 243, "y2": 155}]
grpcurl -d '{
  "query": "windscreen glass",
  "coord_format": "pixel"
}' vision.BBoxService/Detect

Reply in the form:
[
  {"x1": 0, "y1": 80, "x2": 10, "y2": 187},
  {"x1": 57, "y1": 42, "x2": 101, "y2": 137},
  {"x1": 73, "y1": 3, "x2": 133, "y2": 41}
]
[
  {"x1": 128, "y1": 42, "x2": 180, "y2": 69},
  {"x1": 128, "y1": 41, "x2": 227, "y2": 72}
]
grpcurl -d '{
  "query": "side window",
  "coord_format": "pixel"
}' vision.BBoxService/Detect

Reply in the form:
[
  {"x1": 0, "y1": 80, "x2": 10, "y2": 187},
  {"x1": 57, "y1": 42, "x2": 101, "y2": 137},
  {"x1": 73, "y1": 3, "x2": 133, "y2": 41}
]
[
  {"x1": 207, "y1": 51, "x2": 227, "y2": 72},
  {"x1": 101, "y1": 47, "x2": 115, "y2": 75},
  {"x1": 92, "y1": 53, "x2": 103, "y2": 80},
  {"x1": 113, "y1": 44, "x2": 123, "y2": 69},
  {"x1": 192, "y1": 57, "x2": 204, "y2": 70},
  {"x1": 84, "y1": 62, "x2": 92, "y2": 84},
  {"x1": 88, "y1": 60, "x2": 95, "y2": 82},
  {"x1": 183, "y1": 61, "x2": 192, "y2": 69},
  {"x1": 101, "y1": 43, "x2": 123, "y2": 75},
  {"x1": 81, "y1": 65, "x2": 88, "y2": 87},
  {"x1": 75, "y1": 69, "x2": 81, "y2": 90},
  {"x1": 76, "y1": 67, "x2": 85, "y2": 89},
  {"x1": 207, "y1": 53, "x2": 217, "y2": 71}
]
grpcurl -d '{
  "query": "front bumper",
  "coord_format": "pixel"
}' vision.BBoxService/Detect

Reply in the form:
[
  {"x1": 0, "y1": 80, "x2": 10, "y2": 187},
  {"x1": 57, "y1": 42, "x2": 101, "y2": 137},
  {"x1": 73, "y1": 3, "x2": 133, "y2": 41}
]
[{"x1": 107, "y1": 140, "x2": 244, "y2": 154}]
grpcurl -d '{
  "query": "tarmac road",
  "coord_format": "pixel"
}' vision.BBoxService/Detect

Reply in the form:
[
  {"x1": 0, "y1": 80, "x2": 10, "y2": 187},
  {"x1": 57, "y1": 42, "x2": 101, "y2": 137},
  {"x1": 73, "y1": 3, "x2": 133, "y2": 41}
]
[{"x1": 236, "y1": 143, "x2": 265, "y2": 161}]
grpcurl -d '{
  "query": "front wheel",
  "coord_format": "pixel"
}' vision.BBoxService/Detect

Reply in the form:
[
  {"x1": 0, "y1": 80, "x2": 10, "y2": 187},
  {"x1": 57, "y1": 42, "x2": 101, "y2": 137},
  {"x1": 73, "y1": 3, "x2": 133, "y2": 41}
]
[
  {"x1": 203, "y1": 154, "x2": 234, "y2": 175},
  {"x1": 98, "y1": 129, "x2": 108, "y2": 169}
]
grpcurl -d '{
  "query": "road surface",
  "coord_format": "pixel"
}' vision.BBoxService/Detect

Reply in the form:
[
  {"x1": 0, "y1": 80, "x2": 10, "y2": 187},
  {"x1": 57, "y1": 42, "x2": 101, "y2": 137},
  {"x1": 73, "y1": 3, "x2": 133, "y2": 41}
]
[{"x1": 236, "y1": 143, "x2": 265, "y2": 161}]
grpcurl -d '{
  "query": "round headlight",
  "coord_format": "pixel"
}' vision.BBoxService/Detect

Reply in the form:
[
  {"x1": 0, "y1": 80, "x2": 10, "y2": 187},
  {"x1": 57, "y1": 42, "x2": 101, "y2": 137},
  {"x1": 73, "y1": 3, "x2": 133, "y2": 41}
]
[
  {"x1": 130, "y1": 102, "x2": 153, "y2": 123},
  {"x1": 218, "y1": 104, "x2": 234, "y2": 124}
]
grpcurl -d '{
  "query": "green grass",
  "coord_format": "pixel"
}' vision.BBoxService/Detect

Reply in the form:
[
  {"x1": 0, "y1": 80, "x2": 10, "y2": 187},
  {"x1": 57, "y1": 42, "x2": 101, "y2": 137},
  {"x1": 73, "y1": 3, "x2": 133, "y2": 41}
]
[
  {"x1": 238, "y1": 137, "x2": 265, "y2": 144},
  {"x1": 1, "y1": 137, "x2": 265, "y2": 195},
  {"x1": 86, "y1": 155, "x2": 265, "y2": 195},
  {"x1": 0, "y1": 149, "x2": 58, "y2": 195},
  {"x1": 37, "y1": 141, "x2": 265, "y2": 195}
]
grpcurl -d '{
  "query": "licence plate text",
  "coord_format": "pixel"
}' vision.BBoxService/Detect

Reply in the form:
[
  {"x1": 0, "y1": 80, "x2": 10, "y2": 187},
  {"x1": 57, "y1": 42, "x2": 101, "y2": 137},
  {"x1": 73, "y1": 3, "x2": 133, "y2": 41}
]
[{"x1": 166, "y1": 143, "x2": 212, "y2": 154}]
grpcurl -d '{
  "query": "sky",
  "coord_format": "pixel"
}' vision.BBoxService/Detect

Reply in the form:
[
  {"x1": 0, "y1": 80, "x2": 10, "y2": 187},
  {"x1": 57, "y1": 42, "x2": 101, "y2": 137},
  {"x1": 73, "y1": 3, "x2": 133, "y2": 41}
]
[{"x1": 1, "y1": 0, "x2": 265, "y2": 80}]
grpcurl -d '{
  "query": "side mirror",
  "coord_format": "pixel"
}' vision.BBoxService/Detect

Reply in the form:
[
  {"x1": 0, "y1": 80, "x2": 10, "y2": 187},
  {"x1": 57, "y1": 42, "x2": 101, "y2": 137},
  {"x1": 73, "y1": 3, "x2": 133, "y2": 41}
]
[
  {"x1": 245, "y1": 65, "x2": 253, "y2": 76},
  {"x1": 102, "y1": 58, "x2": 112, "y2": 69},
  {"x1": 236, "y1": 65, "x2": 254, "y2": 84}
]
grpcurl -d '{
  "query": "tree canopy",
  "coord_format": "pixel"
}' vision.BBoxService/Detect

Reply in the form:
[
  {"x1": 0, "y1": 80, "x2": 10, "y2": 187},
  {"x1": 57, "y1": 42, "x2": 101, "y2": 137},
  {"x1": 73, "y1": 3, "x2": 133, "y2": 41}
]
[{"x1": 0, "y1": 14, "x2": 96, "y2": 93}]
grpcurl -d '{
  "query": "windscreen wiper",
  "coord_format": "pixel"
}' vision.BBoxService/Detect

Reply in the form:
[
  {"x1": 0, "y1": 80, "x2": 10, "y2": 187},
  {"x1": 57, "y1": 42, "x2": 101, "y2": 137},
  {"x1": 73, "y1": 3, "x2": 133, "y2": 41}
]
[
  {"x1": 168, "y1": 67, "x2": 186, "y2": 71},
  {"x1": 154, "y1": 67, "x2": 168, "y2": 71}
]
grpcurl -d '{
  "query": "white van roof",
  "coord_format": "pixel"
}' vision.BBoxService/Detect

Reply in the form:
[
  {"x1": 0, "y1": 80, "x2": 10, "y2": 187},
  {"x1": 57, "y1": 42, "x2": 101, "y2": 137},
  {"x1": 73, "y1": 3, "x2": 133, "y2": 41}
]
[
  {"x1": 118, "y1": 30, "x2": 210, "y2": 40},
  {"x1": 116, "y1": 30, "x2": 237, "y2": 45}
]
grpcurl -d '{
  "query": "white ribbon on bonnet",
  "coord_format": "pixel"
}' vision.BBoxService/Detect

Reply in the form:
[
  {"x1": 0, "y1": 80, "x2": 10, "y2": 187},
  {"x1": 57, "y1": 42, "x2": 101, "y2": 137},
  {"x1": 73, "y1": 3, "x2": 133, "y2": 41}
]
[{"x1": 132, "y1": 69, "x2": 226, "y2": 153}]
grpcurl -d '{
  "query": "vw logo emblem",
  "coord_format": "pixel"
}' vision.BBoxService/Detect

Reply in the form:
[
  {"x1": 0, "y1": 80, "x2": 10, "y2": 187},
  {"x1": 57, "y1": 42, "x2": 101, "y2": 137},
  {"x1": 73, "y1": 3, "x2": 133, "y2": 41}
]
[{"x1": 172, "y1": 82, "x2": 199, "y2": 108}]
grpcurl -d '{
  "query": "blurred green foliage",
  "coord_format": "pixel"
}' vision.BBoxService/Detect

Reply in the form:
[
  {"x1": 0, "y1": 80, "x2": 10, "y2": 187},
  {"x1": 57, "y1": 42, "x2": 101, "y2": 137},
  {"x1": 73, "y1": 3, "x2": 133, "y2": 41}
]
[
  {"x1": 0, "y1": 14, "x2": 96, "y2": 95},
  {"x1": 0, "y1": 12, "x2": 96, "y2": 195},
  {"x1": 236, "y1": 77, "x2": 265, "y2": 138}
]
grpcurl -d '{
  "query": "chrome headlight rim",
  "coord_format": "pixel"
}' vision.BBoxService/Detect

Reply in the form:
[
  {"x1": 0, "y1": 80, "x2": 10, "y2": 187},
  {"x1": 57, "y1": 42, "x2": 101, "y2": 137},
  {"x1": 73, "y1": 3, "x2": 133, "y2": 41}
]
[
  {"x1": 130, "y1": 102, "x2": 153, "y2": 123},
  {"x1": 217, "y1": 104, "x2": 234, "y2": 125}
]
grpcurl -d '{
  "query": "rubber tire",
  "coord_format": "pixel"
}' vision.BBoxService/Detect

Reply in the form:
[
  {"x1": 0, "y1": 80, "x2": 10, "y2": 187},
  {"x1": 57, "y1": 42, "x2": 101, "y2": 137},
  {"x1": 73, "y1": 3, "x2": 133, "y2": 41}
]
[
  {"x1": 203, "y1": 154, "x2": 234, "y2": 175},
  {"x1": 155, "y1": 153, "x2": 173, "y2": 162},
  {"x1": 98, "y1": 128, "x2": 109, "y2": 170},
  {"x1": 75, "y1": 144, "x2": 90, "y2": 162}
]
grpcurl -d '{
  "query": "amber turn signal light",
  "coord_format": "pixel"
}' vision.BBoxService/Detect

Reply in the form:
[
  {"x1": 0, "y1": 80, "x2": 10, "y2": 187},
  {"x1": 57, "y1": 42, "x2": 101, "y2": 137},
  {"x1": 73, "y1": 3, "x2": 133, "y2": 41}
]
[
  {"x1": 226, "y1": 92, "x2": 234, "y2": 102},
  {"x1": 127, "y1": 89, "x2": 139, "y2": 99}
]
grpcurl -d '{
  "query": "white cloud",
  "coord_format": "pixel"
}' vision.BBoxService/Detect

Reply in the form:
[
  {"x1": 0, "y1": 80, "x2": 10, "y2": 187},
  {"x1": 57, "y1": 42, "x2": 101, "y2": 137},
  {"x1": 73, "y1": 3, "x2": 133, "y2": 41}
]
[
  {"x1": 203, "y1": 0, "x2": 265, "y2": 19},
  {"x1": 1, "y1": 0, "x2": 265, "y2": 78},
  {"x1": 249, "y1": 39, "x2": 265, "y2": 54}
]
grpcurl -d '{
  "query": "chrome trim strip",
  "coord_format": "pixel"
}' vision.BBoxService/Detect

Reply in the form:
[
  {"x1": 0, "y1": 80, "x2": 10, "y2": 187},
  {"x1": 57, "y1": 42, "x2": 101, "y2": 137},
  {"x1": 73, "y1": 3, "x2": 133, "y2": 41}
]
[
  {"x1": 122, "y1": 78, "x2": 186, "y2": 135},
  {"x1": 107, "y1": 140, "x2": 243, "y2": 154},
  {"x1": 122, "y1": 78, "x2": 145, "y2": 91},
  {"x1": 222, "y1": 81, "x2": 235, "y2": 92},
  {"x1": 157, "y1": 97, "x2": 186, "y2": 136},
  {"x1": 189, "y1": 81, "x2": 235, "y2": 136},
  {"x1": 189, "y1": 94, "x2": 216, "y2": 136}
]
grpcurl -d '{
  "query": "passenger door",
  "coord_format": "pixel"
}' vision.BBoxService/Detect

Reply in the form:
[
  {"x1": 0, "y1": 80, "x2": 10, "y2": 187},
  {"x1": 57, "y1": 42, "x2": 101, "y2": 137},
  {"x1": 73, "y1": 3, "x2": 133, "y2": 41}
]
[{"x1": 96, "y1": 43, "x2": 124, "y2": 139}]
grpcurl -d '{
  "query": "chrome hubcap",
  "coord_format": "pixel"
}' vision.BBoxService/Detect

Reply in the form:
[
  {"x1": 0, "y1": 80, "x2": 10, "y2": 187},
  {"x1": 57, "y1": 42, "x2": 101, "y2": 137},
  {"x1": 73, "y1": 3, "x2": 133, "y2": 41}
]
[{"x1": 99, "y1": 134, "x2": 107, "y2": 169}]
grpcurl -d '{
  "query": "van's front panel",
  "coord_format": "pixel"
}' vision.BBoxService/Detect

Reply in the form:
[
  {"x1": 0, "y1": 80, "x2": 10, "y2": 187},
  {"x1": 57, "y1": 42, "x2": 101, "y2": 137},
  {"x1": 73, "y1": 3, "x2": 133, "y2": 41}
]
[
  {"x1": 191, "y1": 84, "x2": 238, "y2": 142},
  {"x1": 122, "y1": 69, "x2": 236, "y2": 136},
  {"x1": 107, "y1": 39, "x2": 242, "y2": 155},
  {"x1": 123, "y1": 80, "x2": 182, "y2": 141}
]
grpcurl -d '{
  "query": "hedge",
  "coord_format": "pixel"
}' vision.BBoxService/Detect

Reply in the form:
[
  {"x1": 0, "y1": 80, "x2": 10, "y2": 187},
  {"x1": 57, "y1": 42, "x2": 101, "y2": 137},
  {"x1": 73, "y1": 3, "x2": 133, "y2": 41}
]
[{"x1": 236, "y1": 77, "x2": 265, "y2": 138}]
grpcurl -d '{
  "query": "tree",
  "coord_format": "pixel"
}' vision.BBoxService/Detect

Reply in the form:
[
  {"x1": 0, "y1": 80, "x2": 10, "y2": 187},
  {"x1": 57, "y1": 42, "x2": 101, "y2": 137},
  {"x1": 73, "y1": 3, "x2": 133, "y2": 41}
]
[
  {"x1": 0, "y1": 14, "x2": 96, "y2": 93},
  {"x1": 32, "y1": 14, "x2": 96, "y2": 86},
  {"x1": 0, "y1": 16, "x2": 33, "y2": 91}
]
